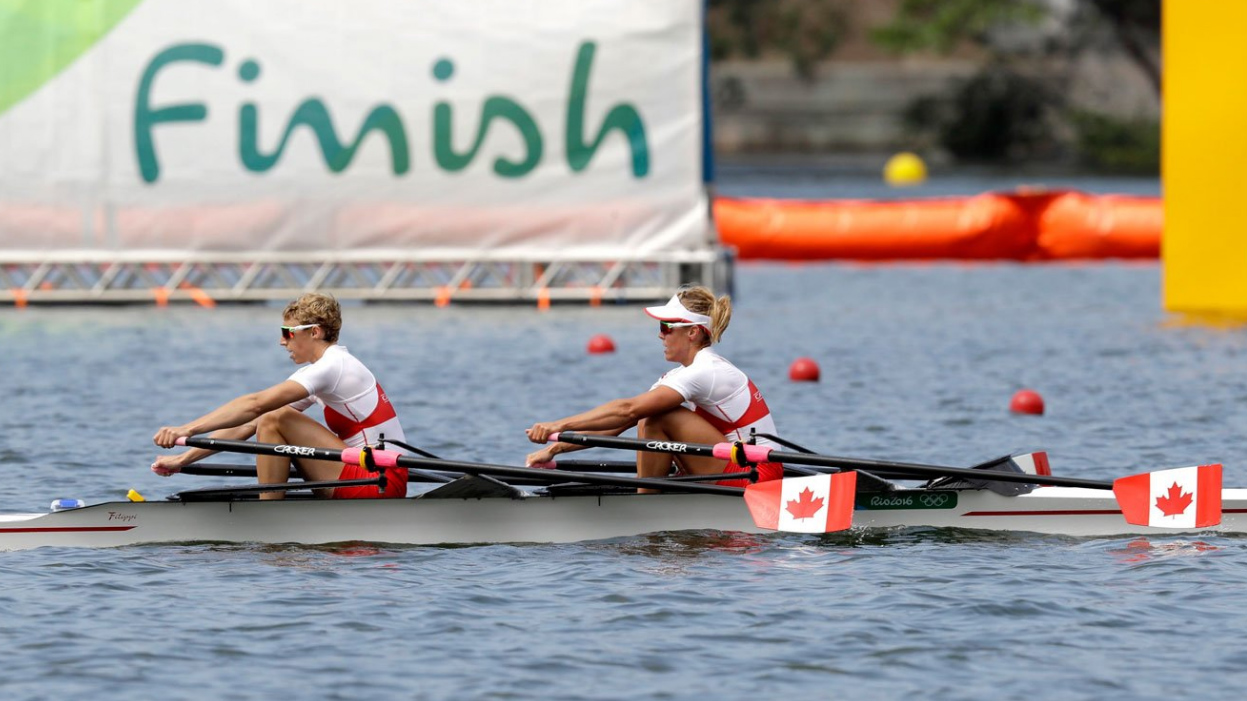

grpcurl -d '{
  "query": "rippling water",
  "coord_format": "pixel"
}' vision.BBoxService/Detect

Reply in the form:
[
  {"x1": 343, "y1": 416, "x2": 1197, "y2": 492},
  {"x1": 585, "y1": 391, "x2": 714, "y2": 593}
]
[{"x1": 6, "y1": 176, "x2": 1247, "y2": 699}]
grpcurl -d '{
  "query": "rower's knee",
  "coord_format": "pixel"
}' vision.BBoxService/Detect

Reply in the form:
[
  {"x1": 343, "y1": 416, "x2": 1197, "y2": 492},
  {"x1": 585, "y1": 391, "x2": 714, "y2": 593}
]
[
  {"x1": 256, "y1": 406, "x2": 298, "y2": 438},
  {"x1": 638, "y1": 414, "x2": 670, "y2": 439}
]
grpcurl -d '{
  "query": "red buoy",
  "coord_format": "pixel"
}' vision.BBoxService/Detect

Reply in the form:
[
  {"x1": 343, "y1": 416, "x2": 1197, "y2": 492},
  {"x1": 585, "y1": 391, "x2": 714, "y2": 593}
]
[
  {"x1": 1010, "y1": 389, "x2": 1045, "y2": 415},
  {"x1": 587, "y1": 334, "x2": 616, "y2": 354},
  {"x1": 788, "y1": 357, "x2": 821, "y2": 382}
]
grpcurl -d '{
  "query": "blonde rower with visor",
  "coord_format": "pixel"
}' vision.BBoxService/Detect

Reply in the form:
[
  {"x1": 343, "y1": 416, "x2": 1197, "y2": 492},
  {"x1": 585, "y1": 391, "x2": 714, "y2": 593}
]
[{"x1": 525, "y1": 285, "x2": 783, "y2": 490}]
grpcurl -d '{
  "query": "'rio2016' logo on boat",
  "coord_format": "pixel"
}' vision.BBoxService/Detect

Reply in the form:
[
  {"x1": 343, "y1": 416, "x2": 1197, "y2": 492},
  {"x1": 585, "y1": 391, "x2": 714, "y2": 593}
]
[
  {"x1": 275, "y1": 444, "x2": 318, "y2": 457},
  {"x1": 646, "y1": 441, "x2": 688, "y2": 454},
  {"x1": 856, "y1": 491, "x2": 958, "y2": 510}
]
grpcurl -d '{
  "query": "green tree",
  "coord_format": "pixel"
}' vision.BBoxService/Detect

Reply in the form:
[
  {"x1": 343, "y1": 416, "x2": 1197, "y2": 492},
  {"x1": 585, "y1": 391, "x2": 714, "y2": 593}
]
[
  {"x1": 706, "y1": 0, "x2": 848, "y2": 80},
  {"x1": 877, "y1": 0, "x2": 1159, "y2": 168}
]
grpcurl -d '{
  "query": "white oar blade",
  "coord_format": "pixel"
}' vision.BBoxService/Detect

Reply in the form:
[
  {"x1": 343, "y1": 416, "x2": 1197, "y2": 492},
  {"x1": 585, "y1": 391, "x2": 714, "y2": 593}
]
[
  {"x1": 744, "y1": 472, "x2": 857, "y2": 533},
  {"x1": 1112, "y1": 464, "x2": 1222, "y2": 528}
]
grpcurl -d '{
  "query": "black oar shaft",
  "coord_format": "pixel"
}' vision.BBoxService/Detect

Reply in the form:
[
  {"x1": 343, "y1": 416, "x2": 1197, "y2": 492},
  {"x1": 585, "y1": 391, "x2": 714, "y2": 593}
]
[
  {"x1": 766, "y1": 451, "x2": 1109, "y2": 490},
  {"x1": 175, "y1": 477, "x2": 383, "y2": 499},
  {"x1": 393, "y1": 455, "x2": 743, "y2": 495},
  {"x1": 184, "y1": 436, "x2": 348, "y2": 463},
  {"x1": 554, "y1": 432, "x2": 1112, "y2": 491},
  {"x1": 179, "y1": 437, "x2": 744, "y2": 496}
]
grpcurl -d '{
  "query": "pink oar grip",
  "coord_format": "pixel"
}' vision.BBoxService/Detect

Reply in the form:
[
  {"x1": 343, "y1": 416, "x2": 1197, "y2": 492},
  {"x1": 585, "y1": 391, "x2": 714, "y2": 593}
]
[
  {"x1": 712, "y1": 442, "x2": 774, "y2": 463},
  {"x1": 175, "y1": 437, "x2": 187, "y2": 446},
  {"x1": 548, "y1": 432, "x2": 561, "y2": 442},
  {"x1": 372, "y1": 449, "x2": 401, "y2": 467},
  {"x1": 341, "y1": 447, "x2": 402, "y2": 467},
  {"x1": 529, "y1": 461, "x2": 557, "y2": 470},
  {"x1": 743, "y1": 444, "x2": 774, "y2": 462}
]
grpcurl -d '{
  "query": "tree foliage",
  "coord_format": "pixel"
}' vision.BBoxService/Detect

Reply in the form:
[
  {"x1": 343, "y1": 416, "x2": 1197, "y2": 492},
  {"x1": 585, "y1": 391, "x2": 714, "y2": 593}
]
[
  {"x1": 870, "y1": 0, "x2": 1046, "y2": 55},
  {"x1": 706, "y1": 0, "x2": 848, "y2": 80}
]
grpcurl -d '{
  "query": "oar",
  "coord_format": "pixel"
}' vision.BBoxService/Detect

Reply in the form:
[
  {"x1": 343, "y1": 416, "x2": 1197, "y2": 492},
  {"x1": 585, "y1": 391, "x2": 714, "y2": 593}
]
[
  {"x1": 174, "y1": 436, "x2": 858, "y2": 533},
  {"x1": 547, "y1": 432, "x2": 1224, "y2": 529},
  {"x1": 176, "y1": 478, "x2": 384, "y2": 501},
  {"x1": 178, "y1": 436, "x2": 744, "y2": 495},
  {"x1": 177, "y1": 463, "x2": 476, "y2": 483},
  {"x1": 529, "y1": 459, "x2": 640, "y2": 472},
  {"x1": 180, "y1": 459, "x2": 641, "y2": 480}
]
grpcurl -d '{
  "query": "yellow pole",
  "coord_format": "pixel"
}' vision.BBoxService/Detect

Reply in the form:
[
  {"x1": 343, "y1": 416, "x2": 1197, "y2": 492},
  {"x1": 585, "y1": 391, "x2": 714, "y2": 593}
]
[{"x1": 1164, "y1": 1, "x2": 1247, "y2": 316}]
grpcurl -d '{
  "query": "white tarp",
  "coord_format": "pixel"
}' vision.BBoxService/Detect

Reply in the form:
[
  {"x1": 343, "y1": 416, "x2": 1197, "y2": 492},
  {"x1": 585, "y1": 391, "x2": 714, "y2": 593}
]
[{"x1": 0, "y1": 0, "x2": 710, "y2": 255}]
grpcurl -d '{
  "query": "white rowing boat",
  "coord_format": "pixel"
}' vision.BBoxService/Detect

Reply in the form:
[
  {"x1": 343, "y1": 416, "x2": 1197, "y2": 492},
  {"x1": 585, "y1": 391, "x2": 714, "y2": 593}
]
[
  {"x1": 2, "y1": 432, "x2": 1229, "y2": 551},
  {"x1": 2, "y1": 481, "x2": 1244, "y2": 551}
]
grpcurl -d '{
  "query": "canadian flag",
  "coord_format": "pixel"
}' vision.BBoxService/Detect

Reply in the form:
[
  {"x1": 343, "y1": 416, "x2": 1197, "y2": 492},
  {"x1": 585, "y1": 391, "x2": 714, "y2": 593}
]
[
  {"x1": 1112, "y1": 464, "x2": 1222, "y2": 528},
  {"x1": 744, "y1": 472, "x2": 857, "y2": 533}
]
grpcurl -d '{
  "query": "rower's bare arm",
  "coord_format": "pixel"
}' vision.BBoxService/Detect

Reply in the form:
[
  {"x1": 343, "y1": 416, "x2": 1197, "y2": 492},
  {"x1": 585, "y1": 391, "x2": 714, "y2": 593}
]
[
  {"x1": 154, "y1": 381, "x2": 309, "y2": 447},
  {"x1": 526, "y1": 387, "x2": 685, "y2": 443},
  {"x1": 526, "y1": 424, "x2": 634, "y2": 465}
]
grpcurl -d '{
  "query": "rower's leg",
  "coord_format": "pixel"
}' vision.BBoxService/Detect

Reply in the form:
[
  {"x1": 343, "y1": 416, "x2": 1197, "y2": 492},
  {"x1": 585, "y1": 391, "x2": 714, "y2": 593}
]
[
  {"x1": 636, "y1": 408, "x2": 727, "y2": 493},
  {"x1": 254, "y1": 408, "x2": 347, "y2": 500}
]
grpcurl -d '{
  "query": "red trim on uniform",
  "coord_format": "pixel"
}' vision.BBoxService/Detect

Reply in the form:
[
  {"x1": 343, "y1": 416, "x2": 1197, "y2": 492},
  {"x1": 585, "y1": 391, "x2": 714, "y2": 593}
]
[
  {"x1": 694, "y1": 380, "x2": 771, "y2": 435},
  {"x1": 323, "y1": 383, "x2": 397, "y2": 440}
]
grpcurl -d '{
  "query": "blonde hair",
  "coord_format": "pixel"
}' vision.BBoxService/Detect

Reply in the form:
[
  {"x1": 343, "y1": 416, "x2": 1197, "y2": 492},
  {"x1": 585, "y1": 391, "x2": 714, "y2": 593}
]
[
  {"x1": 676, "y1": 286, "x2": 731, "y2": 345},
  {"x1": 283, "y1": 293, "x2": 342, "y2": 343}
]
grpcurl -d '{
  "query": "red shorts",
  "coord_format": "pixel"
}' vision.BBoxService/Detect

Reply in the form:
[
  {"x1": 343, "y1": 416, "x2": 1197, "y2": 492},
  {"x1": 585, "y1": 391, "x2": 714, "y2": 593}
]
[
  {"x1": 331, "y1": 464, "x2": 408, "y2": 499},
  {"x1": 716, "y1": 461, "x2": 784, "y2": 488}
]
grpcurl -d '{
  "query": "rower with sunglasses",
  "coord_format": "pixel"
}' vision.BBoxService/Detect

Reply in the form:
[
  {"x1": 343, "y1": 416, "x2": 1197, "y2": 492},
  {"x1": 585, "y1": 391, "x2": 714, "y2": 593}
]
[
  {"x1": 525, "y1": 285, "x2": 782, "y2": 490},
  {"x1": 152, "y1": 293, "x2": 407, "y2": 499}
]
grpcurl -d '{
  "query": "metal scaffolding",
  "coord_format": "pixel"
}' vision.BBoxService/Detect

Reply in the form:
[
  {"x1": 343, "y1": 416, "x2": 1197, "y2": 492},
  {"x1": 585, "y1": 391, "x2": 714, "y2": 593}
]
[{"x1": 0, "y1": 249, "x2": 734, "y2": 306}]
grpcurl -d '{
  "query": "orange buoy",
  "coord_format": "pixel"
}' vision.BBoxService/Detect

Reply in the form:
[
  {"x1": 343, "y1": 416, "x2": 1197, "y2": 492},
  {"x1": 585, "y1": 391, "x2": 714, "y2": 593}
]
[
  {"x1": 788, "y1": 357, "x2": 820, "y2": 382},
  {"x1": 587, "y1": 334, "x2": 616, "y2": 354},
  {"x1": 1010, "y1": 389, "x2": 1045, "y2": 415}
]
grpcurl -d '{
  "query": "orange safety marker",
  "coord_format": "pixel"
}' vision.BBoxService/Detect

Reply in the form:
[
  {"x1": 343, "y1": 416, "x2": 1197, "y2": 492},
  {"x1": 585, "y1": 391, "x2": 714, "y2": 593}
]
[
  {"x1": 11, "y1": 288, "x2": 28, "y2": 309},
  {"x1": 434, "y1": 285, "x2": 452, "y2": 308},
  {"x1": 537, "y1": 287, "x2": 550, "y2": 311},
  {"x1": 179, "y1": 282, "x2": 217, "y2": 309},
  {"x1": 152, "y1": 287, "x2": 170, "y2": 307},
  {"x1": 588, "y1": 285, "x2": 603, "y2": 307}
]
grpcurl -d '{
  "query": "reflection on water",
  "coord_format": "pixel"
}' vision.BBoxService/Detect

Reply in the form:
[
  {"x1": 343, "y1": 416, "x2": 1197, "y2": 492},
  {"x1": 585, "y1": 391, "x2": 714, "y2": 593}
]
[{"x1": 1106, "y1": 537, "x2": 1221, "y2": 564}]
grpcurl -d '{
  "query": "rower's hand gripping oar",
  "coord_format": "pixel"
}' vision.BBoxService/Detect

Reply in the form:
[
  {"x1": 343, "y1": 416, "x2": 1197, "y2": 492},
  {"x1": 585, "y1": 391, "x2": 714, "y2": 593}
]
[{"x1": 548, "y1": 432, "x2": 1225, "y2": 530}]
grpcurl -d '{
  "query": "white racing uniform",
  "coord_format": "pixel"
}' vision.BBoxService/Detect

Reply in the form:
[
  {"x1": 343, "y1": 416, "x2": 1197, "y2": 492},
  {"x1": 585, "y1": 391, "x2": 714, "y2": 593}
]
[
  {"x1": 287, "y1": 345, "x2": 406, "y2": 448},
  {"x1": 653, "y1": 347, "x2": 778, "y2": 449}
]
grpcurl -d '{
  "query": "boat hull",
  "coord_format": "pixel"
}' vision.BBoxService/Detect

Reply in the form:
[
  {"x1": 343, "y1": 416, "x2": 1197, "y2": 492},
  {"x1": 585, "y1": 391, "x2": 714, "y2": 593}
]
[{"x1": 3, "y1": 487, "x2": 1246, "y2": 551}]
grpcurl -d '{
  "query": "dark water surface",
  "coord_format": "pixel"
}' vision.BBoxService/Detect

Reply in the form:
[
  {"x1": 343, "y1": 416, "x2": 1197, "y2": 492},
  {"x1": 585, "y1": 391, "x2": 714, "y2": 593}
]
[{"x1": 4, "y1": 259, "x2": 1247, "y2": 699}]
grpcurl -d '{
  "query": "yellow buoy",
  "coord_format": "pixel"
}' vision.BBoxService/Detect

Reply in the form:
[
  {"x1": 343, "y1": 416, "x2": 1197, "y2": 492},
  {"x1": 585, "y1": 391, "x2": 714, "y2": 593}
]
[
  {"x1": 884, "y1": 152, "x2": 927, "y2": 186},
  {"x1": 126, "y1": 489, "x2": 146, "y2": 502}
]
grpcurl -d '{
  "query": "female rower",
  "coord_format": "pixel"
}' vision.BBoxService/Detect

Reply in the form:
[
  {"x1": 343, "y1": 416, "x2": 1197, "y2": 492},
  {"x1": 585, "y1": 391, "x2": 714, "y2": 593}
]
[
  {"x1": 524, "y1": 285, "x2": 783, "y2": 489},
  {"x1": 152, "y1": 292, "x2": 407, "y2": 500}
]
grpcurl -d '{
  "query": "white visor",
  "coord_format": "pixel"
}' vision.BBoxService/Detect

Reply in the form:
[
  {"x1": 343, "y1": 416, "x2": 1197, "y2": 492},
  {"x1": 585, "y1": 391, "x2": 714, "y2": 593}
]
[{"x1": 644, "y1": 294, "x2": 712, "y2": 326}]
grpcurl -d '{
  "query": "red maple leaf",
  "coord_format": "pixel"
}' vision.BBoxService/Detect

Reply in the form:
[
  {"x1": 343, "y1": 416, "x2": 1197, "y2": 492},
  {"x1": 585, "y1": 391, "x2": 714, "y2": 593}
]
[
  {"x1": 785, "y1": 487, "x2": 825, "y2": 520},
  {"x1": 1155, "y1": 482, "x2": 1194, "y2": 517}
]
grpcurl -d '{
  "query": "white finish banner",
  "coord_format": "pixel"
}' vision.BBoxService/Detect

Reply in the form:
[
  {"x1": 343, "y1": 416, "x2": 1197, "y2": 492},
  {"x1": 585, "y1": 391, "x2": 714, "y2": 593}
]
[{"x1": 0, "y1": 0, "x2": 709, "y2": 255}]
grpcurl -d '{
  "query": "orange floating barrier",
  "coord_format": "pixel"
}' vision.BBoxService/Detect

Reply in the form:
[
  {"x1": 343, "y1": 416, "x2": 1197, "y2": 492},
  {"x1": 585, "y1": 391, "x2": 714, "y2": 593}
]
[
  {"x1": 1036, "y1": 192, "x2": 1162, "y2": 260},
  {"x1": 713, "y1": 191, "x2": 1161, "y2": 261}
]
